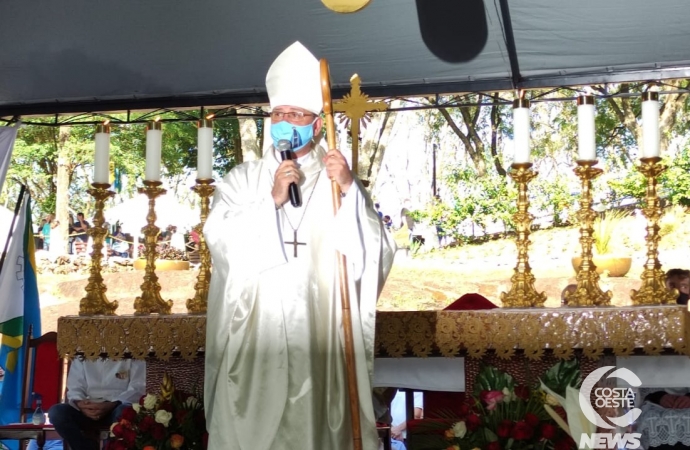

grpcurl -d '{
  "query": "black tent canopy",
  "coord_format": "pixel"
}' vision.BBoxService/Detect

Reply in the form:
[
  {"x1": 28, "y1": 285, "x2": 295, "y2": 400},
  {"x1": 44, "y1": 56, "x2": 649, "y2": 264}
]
[{"x1": 1, "y1": 0, "x2": 689, "y2": 116}]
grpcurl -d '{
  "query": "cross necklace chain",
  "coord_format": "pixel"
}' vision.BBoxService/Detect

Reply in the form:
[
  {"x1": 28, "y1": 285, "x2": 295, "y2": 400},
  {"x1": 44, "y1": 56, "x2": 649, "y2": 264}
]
[{"x1": 282, "y1": 171, "x2": 321, "y2": 257}]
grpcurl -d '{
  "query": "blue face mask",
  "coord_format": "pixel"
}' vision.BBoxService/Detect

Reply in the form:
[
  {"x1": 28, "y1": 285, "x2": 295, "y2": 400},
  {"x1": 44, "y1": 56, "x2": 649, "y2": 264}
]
[{"x1": 271, "y1": 121, "x2": 314, "y2": 150}]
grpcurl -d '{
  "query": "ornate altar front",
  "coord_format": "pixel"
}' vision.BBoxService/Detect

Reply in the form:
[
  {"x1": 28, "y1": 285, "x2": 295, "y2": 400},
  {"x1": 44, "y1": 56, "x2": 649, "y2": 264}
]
[
  {"x1": 59, "y1": 307, "x2": 689, "y2": 359},
  {"x1": 375, "y1": 307, "x2": 689, "y2": 359},
  {"x1": 57, "y1": 306, "x2": 690, "y2": 394}
]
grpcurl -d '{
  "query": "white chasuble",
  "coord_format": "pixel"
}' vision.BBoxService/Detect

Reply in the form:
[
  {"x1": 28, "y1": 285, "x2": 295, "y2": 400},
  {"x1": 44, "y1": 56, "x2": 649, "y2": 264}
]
[{"x1": 203, "y1": 144, "x2": 396, "y2": 450}]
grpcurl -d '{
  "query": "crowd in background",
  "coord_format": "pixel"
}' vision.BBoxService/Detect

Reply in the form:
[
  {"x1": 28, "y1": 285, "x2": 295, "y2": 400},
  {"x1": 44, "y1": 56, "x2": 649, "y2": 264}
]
[{"x1": 34, "y1": 212, "x2": 199, "y2": 261}]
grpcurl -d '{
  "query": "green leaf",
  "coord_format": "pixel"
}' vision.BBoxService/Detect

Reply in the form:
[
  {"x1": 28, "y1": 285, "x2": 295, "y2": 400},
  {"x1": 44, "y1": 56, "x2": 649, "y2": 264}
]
[
  {"x1": 473, "y1": 365, "x2": 515, "y2": 396},
  {"x1": 484, "y1": 427, "x2": 499, "y2": 442},
  {"x1": 541, "y1": 360, "x2": 582, "y2": 398}
]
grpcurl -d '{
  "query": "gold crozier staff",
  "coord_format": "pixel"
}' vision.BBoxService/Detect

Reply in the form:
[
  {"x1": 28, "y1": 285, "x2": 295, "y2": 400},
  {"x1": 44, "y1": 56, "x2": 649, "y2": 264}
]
[{"x1": 320, "y1": 58, "x2": 363, "y2": 450}]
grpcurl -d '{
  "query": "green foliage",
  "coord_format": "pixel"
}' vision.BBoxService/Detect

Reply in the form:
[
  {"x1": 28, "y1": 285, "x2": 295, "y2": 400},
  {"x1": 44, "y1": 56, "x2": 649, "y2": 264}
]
[
  {"x1": 593, "y1": 209, "x2": 630, "y2": 255},
  {"x1": 1, "y1": 123, "x2": 100, "y2": 217},
  {"x1": 1, "y1": 113, "x2": 244, "y2": 217},
  {"x1": 473, "y1": 366, "x2": 515, "y2": 397},
  {"x1": 419, "y1": 167, "x2": 517, "y2": 244},
  {"x1": 423, "y1": 199, "x2": 470, "y2": 245},
  {"x1": 659, "y1": 204, "x2": 685, "y2": 238},
  {"x1": 595, "y1": 94, "x2": 640, "y2": 167},
  {"x1": 532, "y1": 176, "x2": 575, "y2": 226},
  {"x1": 661, "y1": 146, "x2": 690, "y2": 207},
  {"x1": 539, "y1": 360, "x2": 582, "y2": 398},
  {"x1": 607, "y1": 169, "x2": 646, "y2": 206},
  {"x1": 604, "y1": 144, "x2": 690, "y2": 212}
]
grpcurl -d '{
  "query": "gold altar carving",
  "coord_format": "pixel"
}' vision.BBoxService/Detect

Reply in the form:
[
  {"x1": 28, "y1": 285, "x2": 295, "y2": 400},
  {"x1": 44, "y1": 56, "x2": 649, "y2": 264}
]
[
  {"x1": 134, "y1": 180, "x2": 173, "y2": 315},
  {"x1": 501, "y1": 163, "x2": 547, "y2": 307},
  {"x1": 79, "y1": 183, "x2": 119, "y2": 316},
  {"x1": 376, "y1": 307, "x2": 688, "y2": 360},
  {"x1": 333, "y1": 74, "x2": 387, "y2": 182},
  {"x1": 57, "y1": 307, "x2": 688, "y2": 361},
  {"x1": 57, "y1": 315, "x2": 206, "y2": 361},
  {"x1": 631, "y1": 157, "x2": 678, "y2": 305},
  {"x1": 568, "y1": 160, "x2": 613, "y2": 306},
  {"x1": 186, "y1": 178, "x2": 215, "y2": 314}
]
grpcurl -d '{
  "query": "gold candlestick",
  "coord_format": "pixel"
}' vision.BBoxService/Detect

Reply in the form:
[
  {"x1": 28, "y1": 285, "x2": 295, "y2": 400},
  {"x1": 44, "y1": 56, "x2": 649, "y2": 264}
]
[
  {"x1": 134, "y1": 180, "x2": 173, "y2": 315},
  {"x1": 500, "y1": 163, "x2": 547, "y2": 307},
  {"x1": 186, "y1": 178, "x2": 216, "y2": 314},
  {"x1": 631, "y1": 157, "x2": 677, "y2": 305},
  {"x1": 568, "y1": 160, "x2": 613, "y2": 306},
  {"x1": 79, "y1": 183, "x2": 118, "y2": 316}
]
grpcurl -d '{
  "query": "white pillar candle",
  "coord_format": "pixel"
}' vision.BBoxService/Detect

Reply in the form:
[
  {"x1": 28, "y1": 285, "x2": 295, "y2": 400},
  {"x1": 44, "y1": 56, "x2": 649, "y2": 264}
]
[
  {"x1": 93, "y1": 124, "x2": 111, "y2": 184},
  {"x1": 197, "y1": 119, "x2": 214, "y2": 180},
  {"x1": 641, "y1": 91, "x2": 660, "y2": 158},
  {"x1": 577, "y1": 95, "x2": 596, "y2": 161},
  {"x1": 145, "y1": 121, "x2": 163, "y2": 181},
  {"x1": 512, "y1": 98, "x2": 531, "y2": 164}
]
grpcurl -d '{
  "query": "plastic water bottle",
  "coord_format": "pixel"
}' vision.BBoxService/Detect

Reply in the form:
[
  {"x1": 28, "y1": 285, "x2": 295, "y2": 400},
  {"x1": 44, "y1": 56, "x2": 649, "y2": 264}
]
[{"x1": 32, "y1": 393, "x2": 45, "y2": 425}]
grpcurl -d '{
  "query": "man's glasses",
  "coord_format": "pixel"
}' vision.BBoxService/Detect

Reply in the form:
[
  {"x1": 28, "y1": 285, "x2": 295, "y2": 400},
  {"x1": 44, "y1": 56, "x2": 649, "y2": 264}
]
[{"x1": 270, "y1": 110, "x2": 315, "y2": 122}]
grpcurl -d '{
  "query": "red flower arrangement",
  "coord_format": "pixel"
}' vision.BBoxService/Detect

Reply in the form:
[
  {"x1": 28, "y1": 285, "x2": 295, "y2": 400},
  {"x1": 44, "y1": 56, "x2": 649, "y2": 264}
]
[
  {"x1": 421, "y1": 361, "x2": 581, "y2": 450},
  {"x1": 106, "y1": 375, "x2": 207, "y2": 450}
]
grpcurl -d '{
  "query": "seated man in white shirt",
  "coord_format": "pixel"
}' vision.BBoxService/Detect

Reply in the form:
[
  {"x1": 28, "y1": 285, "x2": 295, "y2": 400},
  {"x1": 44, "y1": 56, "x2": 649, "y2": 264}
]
[
  {"x1": 390, "y1": 390, "x2": 423, "y2": 449},
  {"x1": 47, "y1": 357, "x2": 146, "y2": 450}
]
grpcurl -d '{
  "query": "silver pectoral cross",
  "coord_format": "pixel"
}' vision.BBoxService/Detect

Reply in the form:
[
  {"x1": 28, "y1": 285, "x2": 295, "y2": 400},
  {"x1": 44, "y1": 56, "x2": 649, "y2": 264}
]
[{"x1": 284, "y1": 230, "x2": 307, "y2": 257}]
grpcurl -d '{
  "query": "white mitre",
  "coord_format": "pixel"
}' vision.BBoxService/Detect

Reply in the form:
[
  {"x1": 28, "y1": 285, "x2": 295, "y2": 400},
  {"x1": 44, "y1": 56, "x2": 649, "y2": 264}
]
[{"x1": 266, "y1": 41, "x2": 323, "y2": 115}]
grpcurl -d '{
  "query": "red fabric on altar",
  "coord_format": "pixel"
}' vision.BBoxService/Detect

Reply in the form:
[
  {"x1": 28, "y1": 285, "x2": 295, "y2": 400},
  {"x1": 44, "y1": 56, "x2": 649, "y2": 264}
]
[{"x1": 444, "y1": 293, "x2": 498, "y2": 311}]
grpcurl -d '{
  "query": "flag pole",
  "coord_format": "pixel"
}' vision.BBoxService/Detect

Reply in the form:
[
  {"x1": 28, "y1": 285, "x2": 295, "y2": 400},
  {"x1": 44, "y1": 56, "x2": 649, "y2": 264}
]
[
  {"x1": 0, "y1": 184, "x2": 26, "y2": 276},
  {"x1": 320, "y1": 58, "x2": 363, "y2": 450}
]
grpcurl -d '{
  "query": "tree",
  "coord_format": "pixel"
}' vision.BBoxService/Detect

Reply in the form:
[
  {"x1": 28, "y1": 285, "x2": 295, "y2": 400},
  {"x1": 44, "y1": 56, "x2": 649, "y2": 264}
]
[
  {"x1": 433, "y1": 93, "x2": 509, "y2": 177},
  {"x1": 419, "y1": 166, "x2": 517, "y2": 243},
  {"x1": 662, "y1": 145, "x2": 690, "y2": 207},
  {"x1": 594, "y1": 80, "x2": 690, "y2": 165},
  {"x1": 360, "y1": 110, "x2": 396, "y2": 188},
  {"x1": 3, "y1": 123, "x2": 94, "y2": 252},
  {"x1": 1, "y1": 114, "x2": 246, "y2": 253}
]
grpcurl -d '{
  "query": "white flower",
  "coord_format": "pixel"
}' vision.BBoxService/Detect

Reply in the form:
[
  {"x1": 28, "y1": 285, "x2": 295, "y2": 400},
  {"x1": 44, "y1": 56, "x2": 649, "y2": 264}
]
[
  {"x1": 502, "y1": 387, "x2": 515, "y2": 402},
  {"x1": 155, "y1": 409, "x2": 173, "y2": 427},
  {"x1": 452, "y1": 421, "x2": 467, "y2": 439},
  {"x1": 132, "y1": 403, "x2": 141, "y2": 413},
  {"x1": 143, "y1": 394, "x2": 158, "y2": 410},
  {"x1": 184, "y1": 396, "x2": 199, "y2": 409}
]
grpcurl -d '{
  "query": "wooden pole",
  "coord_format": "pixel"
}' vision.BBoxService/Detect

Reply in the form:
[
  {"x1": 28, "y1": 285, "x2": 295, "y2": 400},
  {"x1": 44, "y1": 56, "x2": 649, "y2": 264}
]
[{"x1": 320, "y1": 58, "x2": 363, "y2": 450}]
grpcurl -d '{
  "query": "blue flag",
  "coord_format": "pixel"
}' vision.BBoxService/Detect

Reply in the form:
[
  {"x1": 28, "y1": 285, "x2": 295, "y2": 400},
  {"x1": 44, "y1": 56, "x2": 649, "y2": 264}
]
[{"x1": 0, "y1": 194, "x2": 42, "y2": 450}]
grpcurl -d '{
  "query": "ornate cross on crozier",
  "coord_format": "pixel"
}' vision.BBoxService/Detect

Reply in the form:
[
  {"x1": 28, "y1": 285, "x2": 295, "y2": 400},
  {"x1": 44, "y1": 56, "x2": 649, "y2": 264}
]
[
  {"x1": 285, "y1": 230, "x2": 307, "y2": 257},
  {"x1": 334, "y1": 74, "x2": 387, "y2": 183}
]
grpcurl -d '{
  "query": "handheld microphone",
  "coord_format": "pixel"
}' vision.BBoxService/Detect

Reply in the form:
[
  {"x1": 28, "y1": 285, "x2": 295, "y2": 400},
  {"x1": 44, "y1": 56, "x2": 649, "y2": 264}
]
[{"x1": 277, "y1": 139, "x2": 302, "y2": 207}]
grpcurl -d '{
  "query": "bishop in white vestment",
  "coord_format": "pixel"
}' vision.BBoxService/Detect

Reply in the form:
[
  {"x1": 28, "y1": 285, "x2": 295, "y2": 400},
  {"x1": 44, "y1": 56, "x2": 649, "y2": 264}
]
[{"x1": 203, "y1": 42, "x2": 396, "y2": 450}]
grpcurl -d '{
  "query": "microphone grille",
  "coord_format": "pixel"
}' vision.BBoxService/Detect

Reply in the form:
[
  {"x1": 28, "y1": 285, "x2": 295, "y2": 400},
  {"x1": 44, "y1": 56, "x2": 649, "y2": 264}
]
[{"x1": 276, "y1": 139, "x2": 292, "y2": 152}]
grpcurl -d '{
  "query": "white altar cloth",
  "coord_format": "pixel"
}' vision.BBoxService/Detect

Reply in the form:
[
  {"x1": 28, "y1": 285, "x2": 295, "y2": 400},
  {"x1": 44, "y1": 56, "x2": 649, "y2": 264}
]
[
  {"x1": 616, "y1": 356, "x2": 690, "y2": 388},
  {"x1": 373, "y1": 357, "x2": 465, "y2": 392}
]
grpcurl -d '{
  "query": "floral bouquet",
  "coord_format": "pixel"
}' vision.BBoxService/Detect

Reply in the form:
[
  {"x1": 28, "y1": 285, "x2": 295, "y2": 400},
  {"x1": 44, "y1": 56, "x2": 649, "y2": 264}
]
[
  {"x1": 419, "y1": 361, "x2": 581, "y2": 450},
  {"x1": 106, "y1": 374, "x2": 207, "y2": 450}
]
